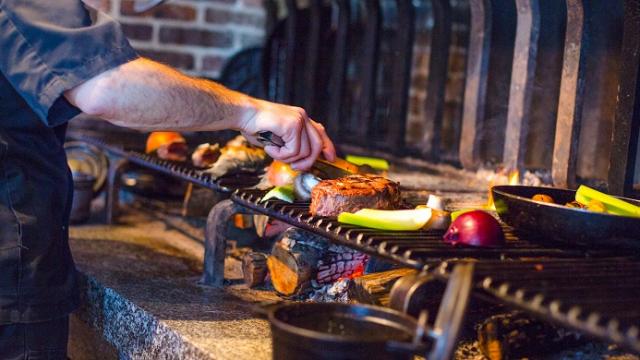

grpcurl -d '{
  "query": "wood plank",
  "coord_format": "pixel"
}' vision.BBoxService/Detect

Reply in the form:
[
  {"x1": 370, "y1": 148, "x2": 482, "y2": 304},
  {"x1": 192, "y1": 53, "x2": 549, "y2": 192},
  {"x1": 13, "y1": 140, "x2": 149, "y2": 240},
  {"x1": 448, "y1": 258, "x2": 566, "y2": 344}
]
[
  {"x1": 607, "y1": 0, "x2": 640, "y2": 195},
  {"x1": 459, "y1": 0, "x2": 492, "y2": 169},
  {"x1": 503, "y1": 0, "x2": 540, "y2": 172},
  {"x1": 552, "y1": 0, "x2": 587, "y2": 189}
]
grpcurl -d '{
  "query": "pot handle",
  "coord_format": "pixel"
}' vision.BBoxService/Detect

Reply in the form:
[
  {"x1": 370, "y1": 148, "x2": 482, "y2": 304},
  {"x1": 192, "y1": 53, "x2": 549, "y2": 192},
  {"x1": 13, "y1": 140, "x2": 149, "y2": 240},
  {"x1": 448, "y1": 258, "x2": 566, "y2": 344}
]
[{"x1": 251, "y1": 301, "x2": 284, "y2": 318}]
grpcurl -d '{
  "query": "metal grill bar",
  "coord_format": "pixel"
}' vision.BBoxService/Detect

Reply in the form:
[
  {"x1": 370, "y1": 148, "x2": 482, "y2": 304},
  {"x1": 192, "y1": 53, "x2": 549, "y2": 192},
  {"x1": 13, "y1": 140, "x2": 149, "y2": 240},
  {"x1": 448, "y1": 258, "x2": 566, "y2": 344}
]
[
  {"x1": 551, "y1": 0, "x2": 587, "y2": 189},
  {"x1": 69, "y1": 134, "x2": 260, "y2": 193},
  {"x1": 459, "y1": 0, "x2": 492, "y2": 169},
  {"x1": 608, "y1": 0, "x2": 640, "y2": 196},
  {"x1": 422, "y1": 0, "x2": 452, "y2": 160},
  {"x1": 434, "y1": 259, "x2": 640, "y2": 353},
  {"x1": 231, "y1": 189, "x2": 622, "y2": 269}
]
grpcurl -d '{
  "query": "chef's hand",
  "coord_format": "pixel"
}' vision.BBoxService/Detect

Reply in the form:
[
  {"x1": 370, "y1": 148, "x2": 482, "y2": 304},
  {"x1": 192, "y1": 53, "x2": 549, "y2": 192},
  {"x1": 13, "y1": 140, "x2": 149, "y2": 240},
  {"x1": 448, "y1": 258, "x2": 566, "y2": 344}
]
[{"x1": 240, "y1": 99, "x2": 336, "y2": 170}]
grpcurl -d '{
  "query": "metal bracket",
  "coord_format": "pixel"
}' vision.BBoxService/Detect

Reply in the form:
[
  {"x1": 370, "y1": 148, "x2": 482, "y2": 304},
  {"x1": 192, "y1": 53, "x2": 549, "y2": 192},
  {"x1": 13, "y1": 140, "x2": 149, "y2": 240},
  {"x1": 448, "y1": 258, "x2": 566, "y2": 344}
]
[
  {"x1": 105, "y1": 157, "x2": 129, "y2": 225},
  {"x1": 201, "y1": 199, "x2": 254, "y2": 287},
  {"x1": 427, "y1": 262, "x2": 475, "y2": 360}
]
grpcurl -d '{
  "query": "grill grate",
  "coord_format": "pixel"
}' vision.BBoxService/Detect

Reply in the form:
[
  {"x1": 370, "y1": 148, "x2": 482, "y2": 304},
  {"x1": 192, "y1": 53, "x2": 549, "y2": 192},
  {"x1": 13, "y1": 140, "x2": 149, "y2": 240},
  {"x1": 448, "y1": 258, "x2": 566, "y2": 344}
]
[
  {"x1": 434, "y1": 259, "x2": 640, "y2": 353},
  {"x1": 69, "y1": 134, "x2": 261, "y2": 193},
  {"x1": 231, "y1": 189, "x2": 623, "y2": 269}
]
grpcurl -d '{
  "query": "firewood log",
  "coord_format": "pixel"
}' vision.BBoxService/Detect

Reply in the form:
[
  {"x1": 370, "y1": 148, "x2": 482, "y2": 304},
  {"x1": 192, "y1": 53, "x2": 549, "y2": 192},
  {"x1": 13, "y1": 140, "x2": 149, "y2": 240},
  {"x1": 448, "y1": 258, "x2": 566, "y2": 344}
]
[
  {"x1": 267, "y1": 228, "x2": 371, "y2": 297},
  {"x1": 267, "y1": 228, "x2": 329, "y2": 296},
  {"x1": 348, "y1": 268, "x2": 417, "y2": 306},
  {"x1": 242, "y1": 252, "x2": 268, "y2": 288},
  {"x1": 316, "y1": 249, "x2": 369, "y2": 285}
]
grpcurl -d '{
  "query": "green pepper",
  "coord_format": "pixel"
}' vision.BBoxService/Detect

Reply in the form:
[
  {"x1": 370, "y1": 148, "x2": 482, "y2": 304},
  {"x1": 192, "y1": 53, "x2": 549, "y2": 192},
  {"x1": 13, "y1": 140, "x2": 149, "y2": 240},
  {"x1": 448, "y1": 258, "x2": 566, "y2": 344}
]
[
  {"x1": 575, "y1": 185, "x2": 640, "y2": 217},
  {"x1": 337, "y1": 208, "x2": 432, "y2": 231},
  {"x1": 261, "y1": 185, "x2": 295, "y2": 203},
  {"x1": 345, "y1": 155, "x2": 389, "y2": 171}
]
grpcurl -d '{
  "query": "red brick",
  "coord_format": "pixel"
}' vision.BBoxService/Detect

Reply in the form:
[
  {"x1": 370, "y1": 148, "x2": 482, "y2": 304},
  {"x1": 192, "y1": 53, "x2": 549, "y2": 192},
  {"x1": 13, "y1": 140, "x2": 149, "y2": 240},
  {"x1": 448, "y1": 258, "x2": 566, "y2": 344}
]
[
  {"x1": 83, "y1": 0, "x2": 110, "y2": 12},
  {"x1": 232, "y1": 12, "x2": 265, "y2": 28},
  {"x1": 120, "y1": 0, "x2": 196, "y2": 21},
  {"x1": 205, "y1": 9, "x2": 265, "y2": 28},
  {"x1": 204, "y1": 9, "x2": 233, "y2": 24},
  {"x1": 121, "y1": 22, "x2": 153, "y2": 41},
  {"x1": 138, "y1": 49, "x2": 194, "y2": 70},
  {"x1": 202, "y1": 55, "x2": 225, "y2": 72},
  {"x1": 243, "y1": 0, "x2": 264, "y2": 7},
  {"x1": 159, "y1": 27, "x2": 233, "y2": 48}
]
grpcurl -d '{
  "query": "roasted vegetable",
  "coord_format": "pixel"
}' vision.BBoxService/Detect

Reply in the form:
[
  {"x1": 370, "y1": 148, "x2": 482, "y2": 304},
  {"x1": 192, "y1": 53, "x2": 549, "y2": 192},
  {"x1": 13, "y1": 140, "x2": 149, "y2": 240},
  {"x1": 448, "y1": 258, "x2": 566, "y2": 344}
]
[
  {"x1": 338, "y1": 208, "x2": 432, "y2": 231},
  {"x1": 204, "y1": 135, "x2": 268, "y2": 179},
  {"x1": 293, "y1": 173, "x2": 320, "y2": 201},
  {"x1": 575, "y1": 185, "x2": 640, "y2": 217},
  {"x1": 532, "y1": 194, "x2": 554, "y2": 204},
  {"x1": 261, "y1": 185, "x2": 295, "y2": 203},
  {"x1": 145, "y1": 131, "x2": 188, "y2": 161},
  {"x1": 191, "y1": 143, "x2": 220, "y2": 168},
  {"x1": 266, "y1": 161, "x2": 298, "y2": 187},
  {"x1": 443, "y1": 210, "x2": 505, "y2": 247}
]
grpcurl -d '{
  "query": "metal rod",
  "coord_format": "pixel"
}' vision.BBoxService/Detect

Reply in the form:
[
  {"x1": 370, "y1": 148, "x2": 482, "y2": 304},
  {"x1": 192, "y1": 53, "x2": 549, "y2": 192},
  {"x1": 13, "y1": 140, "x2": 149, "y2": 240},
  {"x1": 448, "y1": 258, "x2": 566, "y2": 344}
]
[
  {"x1": 105, "y1": 158, "x2": 129, "y2": 225},
  {"x1": 303, "y1": 0, "x2": 323, "y2": 112},
  {"x1": 283, "y1": 0, "x2": 299, "y2": 104},
  {"x1": 202, "y1": 199, "x2": 254, "y2": 287},
  {"x1": 552, "y1": 0, "x2": 587, "y2": 189},
  {"x1": 422, "y1": 0, "x2": 452, "y2": 160},
  {"x1": 503, "y1": 0, "x2": 540, "y2": 173},
  {"x1": 607, "y1": 0, "x2": 640, "y2": 195},
  {"x1": 327, "y1": 0, "x2": 351, "y2": 137},
  {"x1": 459, "y1": 0, "x2": 492, "y2": 169},
  {"x1": 356, "y1": 0, "x2": 381, "y2": 144},
  {"x1": 383, "y1": 0, "x2": 415, "y2": 150}
]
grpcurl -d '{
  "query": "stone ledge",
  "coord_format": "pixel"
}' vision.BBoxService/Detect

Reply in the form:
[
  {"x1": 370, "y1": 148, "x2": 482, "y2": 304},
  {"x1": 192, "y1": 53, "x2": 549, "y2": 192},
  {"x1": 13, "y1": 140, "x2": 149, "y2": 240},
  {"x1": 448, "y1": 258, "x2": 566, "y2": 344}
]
[{"x1": 68, "y1": 210, "x2": 277, "y2": 360}]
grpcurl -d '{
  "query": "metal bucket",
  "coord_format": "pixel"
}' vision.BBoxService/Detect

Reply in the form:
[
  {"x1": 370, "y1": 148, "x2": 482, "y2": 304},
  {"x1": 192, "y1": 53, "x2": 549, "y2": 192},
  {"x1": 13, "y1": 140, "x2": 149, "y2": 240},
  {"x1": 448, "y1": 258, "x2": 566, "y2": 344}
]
[{"x1": 70, "y1": 172, "x2": 96, "y2": 224}]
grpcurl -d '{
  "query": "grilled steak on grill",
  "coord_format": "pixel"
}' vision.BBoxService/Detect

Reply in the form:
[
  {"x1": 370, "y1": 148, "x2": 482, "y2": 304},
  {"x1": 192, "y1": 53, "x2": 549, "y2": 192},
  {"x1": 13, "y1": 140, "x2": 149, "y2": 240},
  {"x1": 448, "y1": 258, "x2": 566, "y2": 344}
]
[{"x1": 310, "y1": 174, "x2": 401, "y2": 217}]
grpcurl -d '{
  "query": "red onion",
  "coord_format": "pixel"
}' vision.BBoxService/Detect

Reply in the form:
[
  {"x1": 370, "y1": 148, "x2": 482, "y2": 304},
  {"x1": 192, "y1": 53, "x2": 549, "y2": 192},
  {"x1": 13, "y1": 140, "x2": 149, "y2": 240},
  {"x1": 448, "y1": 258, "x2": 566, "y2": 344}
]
[{"x1": 443, "y1": 210, "x2": 505, "y2": 247}]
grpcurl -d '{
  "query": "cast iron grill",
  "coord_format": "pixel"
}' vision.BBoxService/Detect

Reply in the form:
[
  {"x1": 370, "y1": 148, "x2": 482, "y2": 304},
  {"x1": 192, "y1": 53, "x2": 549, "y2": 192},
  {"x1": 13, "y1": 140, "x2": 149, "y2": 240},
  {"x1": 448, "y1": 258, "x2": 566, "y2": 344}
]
[
  {"x1": 231, "y1": 189, "x2": 623, "y2": 269},
  {"x1": 69, "y1": 134, "x2": 261, "y2": 193},
  {"x1": 434, "y1": 258, "x2": 640, "y2": 353}
]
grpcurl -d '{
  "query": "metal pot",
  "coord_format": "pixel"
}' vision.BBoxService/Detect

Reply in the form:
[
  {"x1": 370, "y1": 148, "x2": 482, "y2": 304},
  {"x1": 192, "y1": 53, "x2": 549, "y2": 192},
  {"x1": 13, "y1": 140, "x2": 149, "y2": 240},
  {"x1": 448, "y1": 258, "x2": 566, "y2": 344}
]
[
  {"x1": 70, "y1": 172, "x2": 96, "y2": 224},
  {"x1": 264, "y1": 302, "x2": 427, "y2": 360}
]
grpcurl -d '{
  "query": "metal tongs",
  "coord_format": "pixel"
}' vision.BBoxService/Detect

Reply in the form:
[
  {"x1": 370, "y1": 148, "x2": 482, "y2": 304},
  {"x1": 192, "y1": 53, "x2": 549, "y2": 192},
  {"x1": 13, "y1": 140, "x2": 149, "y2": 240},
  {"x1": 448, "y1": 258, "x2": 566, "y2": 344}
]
[{"x1": 255, "y1": 131, "x2": 359, "y2": 179}]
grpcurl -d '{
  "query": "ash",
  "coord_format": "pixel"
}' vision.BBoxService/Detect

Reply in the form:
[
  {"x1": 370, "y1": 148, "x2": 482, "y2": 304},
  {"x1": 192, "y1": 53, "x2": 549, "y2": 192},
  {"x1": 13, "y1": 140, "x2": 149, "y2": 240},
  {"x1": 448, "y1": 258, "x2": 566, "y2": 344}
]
[{"x1": 308, "y1": 278, "x2": 351, "y2": 303}]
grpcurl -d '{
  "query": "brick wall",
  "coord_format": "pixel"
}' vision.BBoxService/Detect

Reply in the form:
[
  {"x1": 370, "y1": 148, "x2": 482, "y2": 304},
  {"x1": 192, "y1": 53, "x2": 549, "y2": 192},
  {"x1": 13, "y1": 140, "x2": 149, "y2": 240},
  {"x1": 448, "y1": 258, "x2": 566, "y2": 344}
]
[{"x1": 98, "y1": 0, "x2": 266, "y2": 78}]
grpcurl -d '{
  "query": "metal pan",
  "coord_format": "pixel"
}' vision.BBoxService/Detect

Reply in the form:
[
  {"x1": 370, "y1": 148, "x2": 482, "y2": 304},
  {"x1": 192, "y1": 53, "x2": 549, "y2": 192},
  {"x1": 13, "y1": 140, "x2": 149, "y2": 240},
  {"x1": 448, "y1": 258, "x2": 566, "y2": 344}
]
[{"x1": 492, "y1": 185, "x2": 640, "y2": 250}]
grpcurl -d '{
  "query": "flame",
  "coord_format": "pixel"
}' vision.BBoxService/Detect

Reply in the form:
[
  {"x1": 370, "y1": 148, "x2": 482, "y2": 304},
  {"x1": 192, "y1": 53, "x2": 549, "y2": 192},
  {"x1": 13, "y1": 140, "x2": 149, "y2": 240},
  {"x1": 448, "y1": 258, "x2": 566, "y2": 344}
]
[
  {"x1": 486, "y1": 169, "x2": 520, "y2": 210},
  {"x1": 508, "y1": 169, "x2": 520, "y2": 185}
]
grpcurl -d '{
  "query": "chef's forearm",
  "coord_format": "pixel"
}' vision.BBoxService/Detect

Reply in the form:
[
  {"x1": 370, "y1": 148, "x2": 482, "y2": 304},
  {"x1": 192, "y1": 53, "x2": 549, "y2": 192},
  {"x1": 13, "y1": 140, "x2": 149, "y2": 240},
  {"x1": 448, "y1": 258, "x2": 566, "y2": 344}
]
[{"x1": 64, "y1": 57, "x2": 256, "y2": 131}]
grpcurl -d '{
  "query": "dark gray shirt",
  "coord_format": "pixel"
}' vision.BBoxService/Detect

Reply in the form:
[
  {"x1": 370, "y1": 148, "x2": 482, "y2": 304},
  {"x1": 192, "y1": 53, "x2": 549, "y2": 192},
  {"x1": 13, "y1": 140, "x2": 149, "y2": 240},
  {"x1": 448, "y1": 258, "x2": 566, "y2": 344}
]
[{"x1": 0, "y1": 0, "x2": 138, "y2": 323}]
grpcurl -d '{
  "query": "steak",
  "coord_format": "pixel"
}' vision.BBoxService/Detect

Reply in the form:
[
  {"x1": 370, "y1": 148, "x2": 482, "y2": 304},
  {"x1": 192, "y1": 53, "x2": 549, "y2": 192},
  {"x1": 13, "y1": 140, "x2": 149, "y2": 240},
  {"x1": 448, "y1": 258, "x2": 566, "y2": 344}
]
[{"x1": 310, "y1": 174, "x2": 401, "y2": 217}]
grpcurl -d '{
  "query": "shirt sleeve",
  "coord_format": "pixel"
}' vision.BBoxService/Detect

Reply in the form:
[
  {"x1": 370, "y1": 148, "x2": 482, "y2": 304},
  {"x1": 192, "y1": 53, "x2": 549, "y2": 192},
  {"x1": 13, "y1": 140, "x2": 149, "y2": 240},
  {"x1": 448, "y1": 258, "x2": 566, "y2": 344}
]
[{"x1": 0, "y1": 0, "x2": 139, "y2": 127}]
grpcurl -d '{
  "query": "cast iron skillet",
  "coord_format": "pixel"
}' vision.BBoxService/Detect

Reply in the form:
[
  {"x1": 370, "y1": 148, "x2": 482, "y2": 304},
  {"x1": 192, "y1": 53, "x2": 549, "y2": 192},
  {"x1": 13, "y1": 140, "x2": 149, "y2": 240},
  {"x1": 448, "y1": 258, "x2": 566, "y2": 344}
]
[{"x1": 492, "y1": 185, "x2": 640, "y2": 250}]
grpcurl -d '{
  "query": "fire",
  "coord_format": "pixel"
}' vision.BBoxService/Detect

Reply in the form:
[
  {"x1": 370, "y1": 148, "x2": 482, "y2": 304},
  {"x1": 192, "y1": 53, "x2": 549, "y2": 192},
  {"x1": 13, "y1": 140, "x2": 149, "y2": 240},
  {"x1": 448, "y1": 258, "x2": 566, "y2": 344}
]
[
  {"x1": 486, "y1": 169, "x2": 520, "y2": 210},
  {"x1": 508, "y1": 169, "x2": 520, "y2": 185}
]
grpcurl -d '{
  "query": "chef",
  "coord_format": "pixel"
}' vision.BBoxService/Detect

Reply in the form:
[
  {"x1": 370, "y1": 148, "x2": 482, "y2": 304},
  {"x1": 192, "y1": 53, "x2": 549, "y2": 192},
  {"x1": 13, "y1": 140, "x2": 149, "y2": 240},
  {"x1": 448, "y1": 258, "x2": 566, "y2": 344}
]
[{"x1": 0, "y1": 0, "x2": 335, "y2": 357}]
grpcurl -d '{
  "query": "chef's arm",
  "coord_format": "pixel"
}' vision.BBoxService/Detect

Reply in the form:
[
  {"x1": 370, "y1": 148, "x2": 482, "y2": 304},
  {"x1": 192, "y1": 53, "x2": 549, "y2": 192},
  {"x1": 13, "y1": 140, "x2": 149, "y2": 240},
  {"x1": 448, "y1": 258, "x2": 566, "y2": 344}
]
[{"x1": 64, "y1": 57, "x2": 335, "y2": 169}]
